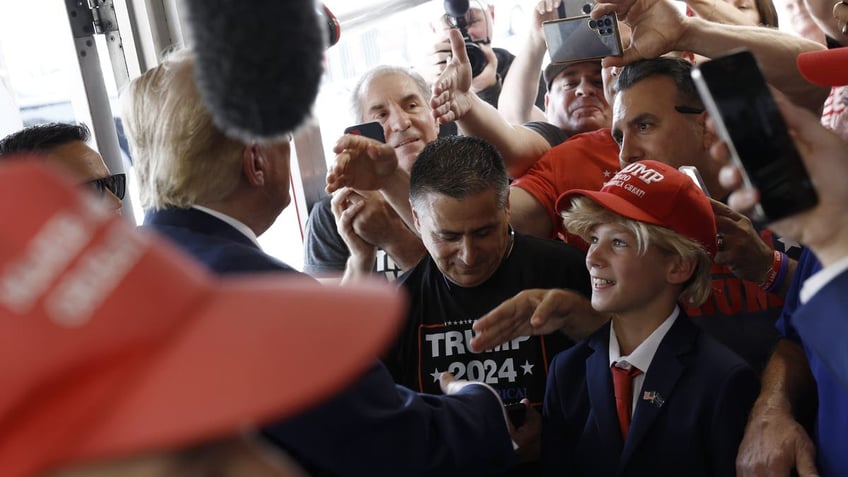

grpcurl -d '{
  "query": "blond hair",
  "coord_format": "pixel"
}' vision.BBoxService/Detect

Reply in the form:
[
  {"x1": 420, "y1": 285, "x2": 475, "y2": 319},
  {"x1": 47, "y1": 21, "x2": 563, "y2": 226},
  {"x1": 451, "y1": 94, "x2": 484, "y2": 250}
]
[
  {"x1": 563, "y1": 197, "x2": 713, "y2": 306},
  {"x1": 122, "y1": 48, "x2": 245, "y2": 210}
]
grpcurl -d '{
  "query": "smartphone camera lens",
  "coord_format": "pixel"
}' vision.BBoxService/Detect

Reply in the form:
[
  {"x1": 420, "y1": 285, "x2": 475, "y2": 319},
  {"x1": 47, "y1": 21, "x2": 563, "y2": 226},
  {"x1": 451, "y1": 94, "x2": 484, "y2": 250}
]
[
  {"x1": 588, "y1": 19, "x2": 597, "y2": 29},
  {"x1": 582, "y1": 3, "x2": 592, "y2": 14},
  {"x1": 604, "y1": 18, "x2": 612, "y2": 26}
]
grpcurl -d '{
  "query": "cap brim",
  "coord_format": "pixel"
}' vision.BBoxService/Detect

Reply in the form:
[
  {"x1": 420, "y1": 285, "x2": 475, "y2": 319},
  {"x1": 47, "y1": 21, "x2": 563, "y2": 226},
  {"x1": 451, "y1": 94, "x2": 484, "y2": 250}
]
[
  {"x1": 0, "y1": 161, "x2": 406, "y2": 474},
  {"x1": 797, "y1": 47, "x2": 848, "y2": 86},
  {"x1": 544, "y1": 59, "x2": 601, "y2": 90},
  {"x1": 556, "y1": 189, "x2": 665, "y2": 227},
  {"x1": 71, "y1": 277, "x2": 405, "y2": 463}
]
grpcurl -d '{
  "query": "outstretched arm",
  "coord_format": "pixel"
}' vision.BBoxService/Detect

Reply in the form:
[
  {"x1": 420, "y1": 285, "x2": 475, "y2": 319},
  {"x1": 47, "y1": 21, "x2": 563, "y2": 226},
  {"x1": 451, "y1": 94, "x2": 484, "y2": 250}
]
[
  {"x1": 432, "y1": 29, "x2": 554, "y2": 178},
  {"x1": 591, "y1": 0, "x2": 829, "y2": 113},
  {"x1": 469, "y1": 288, "x2": 609, "y2": 352},
  {"x1": 509, "y1": 187, "x2": 555, "y2": 238},
  {"x1": 498, "y1": 0, "x2": 560, "y2": 124},
  {"x1": 736, "y1": 340, "x2": 818, "y2": 477},
  {"x1": 684, "y1": 0, "x2": 760, "y2": 26}
]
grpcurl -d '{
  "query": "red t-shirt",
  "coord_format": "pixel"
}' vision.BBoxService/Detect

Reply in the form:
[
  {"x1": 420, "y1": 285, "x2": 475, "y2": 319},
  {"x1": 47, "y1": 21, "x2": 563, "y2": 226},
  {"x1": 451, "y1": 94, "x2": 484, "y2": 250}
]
[{"x1": 512, "y1": 128, "x2": 620, "y2": 243}]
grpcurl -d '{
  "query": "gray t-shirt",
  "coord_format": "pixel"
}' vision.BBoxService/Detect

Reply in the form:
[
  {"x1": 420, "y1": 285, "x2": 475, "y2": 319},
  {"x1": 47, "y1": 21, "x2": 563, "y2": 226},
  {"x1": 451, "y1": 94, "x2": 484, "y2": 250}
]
[{"x1": 303, "y1": 195, "x2": 403, "y2": 281}]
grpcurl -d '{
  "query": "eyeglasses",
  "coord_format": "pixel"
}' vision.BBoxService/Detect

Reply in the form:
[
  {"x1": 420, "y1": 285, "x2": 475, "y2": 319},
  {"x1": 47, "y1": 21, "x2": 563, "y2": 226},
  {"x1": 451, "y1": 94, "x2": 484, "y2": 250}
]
[
  {"x1": 83, "y1": 173, "x2": 126, "y2": 200},
  {"x1": 674, "y1": 105, "x2": 705, "y2": 115}
]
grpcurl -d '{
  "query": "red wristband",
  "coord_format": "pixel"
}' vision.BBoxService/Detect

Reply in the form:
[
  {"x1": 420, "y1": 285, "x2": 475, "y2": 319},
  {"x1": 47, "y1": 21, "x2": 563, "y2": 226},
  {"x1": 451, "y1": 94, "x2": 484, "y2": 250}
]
[{"x1": 759, "y1": 250, "x2": 783, "y2": 291}]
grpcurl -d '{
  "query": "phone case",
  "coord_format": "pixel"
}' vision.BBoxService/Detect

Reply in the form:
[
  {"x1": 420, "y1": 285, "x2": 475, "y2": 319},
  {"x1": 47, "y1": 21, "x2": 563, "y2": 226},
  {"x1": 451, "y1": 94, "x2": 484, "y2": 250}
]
[
  {"x1": 691, "y1": 49, "x2": 817, "y2": 224},
  {"x1": 678, "y1": 166, "x2": 711, "y2": 198},
  {"x1": 344, "y1": 121, "x2": 385, "y2": 143},
  {"x1": 543, "y1": 15, "x2": 623, "y2": 65}
]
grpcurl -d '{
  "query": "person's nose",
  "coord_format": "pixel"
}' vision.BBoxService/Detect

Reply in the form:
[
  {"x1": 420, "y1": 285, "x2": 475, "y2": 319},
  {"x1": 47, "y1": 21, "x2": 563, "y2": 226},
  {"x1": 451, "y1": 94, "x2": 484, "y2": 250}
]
[
  {"x1": 618, "y1": 134, "x2": 643, "y2": 168},
  {"x1": 457, "y1": 236, "x2": 478, "y2": 266},
  {"x1": 387, "y1": 106, "x2": 412, "y2": 133},
  {"x1": 585, "y1": 243, "x2": 606, "y2": 271},
  {"x1": 574, "y1": 77, "x2": 600, "y2": 97}
]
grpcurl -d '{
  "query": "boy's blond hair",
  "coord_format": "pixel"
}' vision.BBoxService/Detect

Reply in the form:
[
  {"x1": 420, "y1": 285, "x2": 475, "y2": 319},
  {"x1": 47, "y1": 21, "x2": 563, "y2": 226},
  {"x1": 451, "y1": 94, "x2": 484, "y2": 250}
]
[{"x1": 563, "y1": 197, "x2": 713, "y2": 306}]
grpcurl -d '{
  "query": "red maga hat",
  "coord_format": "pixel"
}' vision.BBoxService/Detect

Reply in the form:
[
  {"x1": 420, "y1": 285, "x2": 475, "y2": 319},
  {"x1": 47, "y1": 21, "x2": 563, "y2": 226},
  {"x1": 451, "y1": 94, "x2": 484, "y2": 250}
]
[
  {"x1": 556, "y1": 160, "x2": 717, "y2": 258},
  {"x1": 0, "y1": 159, "x2": 405, "y2": 476}
]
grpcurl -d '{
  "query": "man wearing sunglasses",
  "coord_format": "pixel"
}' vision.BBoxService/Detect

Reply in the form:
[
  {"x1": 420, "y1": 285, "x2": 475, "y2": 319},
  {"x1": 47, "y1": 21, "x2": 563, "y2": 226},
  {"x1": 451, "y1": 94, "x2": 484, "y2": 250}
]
[{"x1": 0, "y1": 122, "x2": 124, "y2": 215}]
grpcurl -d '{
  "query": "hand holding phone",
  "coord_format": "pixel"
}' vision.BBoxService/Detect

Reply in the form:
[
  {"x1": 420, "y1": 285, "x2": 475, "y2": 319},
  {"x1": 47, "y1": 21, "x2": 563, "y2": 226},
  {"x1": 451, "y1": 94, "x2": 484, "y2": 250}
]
[
  {"x1": 543, "y1": 14, "x2": 622, "y2": 65},
  {"x1": 504, "y1": 402, "x2": 527, "y2": 428},
  {"x1": 542, "y1": 0, "x2": 621, "y2": 64},
  {"x1": 344, "y1": 121, "x2": 385, "y2": 143},
  {"x1": 691, "y1": 49, "x2": 817, "y2": 225}
]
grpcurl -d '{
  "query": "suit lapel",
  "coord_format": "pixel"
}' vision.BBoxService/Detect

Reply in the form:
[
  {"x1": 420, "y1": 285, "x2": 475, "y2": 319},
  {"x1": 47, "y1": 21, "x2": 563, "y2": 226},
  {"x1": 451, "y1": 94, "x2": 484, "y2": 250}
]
[
  {"x1": 619, "y1": 315, "x2": 698, "y2": 469},
  {"x1": 586, "y1": 324, "x2": 625, "y2": 456}
]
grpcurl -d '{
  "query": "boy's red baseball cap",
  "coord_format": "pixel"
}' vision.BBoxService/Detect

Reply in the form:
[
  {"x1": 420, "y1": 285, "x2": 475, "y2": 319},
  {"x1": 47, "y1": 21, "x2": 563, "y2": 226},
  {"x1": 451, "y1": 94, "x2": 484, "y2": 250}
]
[
  {"x1": 556, "y1": 160, "x2": 717, "y2": 258},
  {"x1": 0, "y1": 160, "x2": 406, "y2": 476}
]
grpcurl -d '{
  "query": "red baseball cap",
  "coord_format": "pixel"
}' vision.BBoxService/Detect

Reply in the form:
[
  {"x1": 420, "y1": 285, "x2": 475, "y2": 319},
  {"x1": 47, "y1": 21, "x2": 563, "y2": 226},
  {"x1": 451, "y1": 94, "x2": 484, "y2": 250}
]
[
  {"x1": 556, "y1": 160, "x2": 717, "y2": 258},
  {"x1": 797, "y1": 47, "x2": 848, "y2": 86},
  {"x1": 0, "y1": 160, "x2": 406, "y2": 476}
]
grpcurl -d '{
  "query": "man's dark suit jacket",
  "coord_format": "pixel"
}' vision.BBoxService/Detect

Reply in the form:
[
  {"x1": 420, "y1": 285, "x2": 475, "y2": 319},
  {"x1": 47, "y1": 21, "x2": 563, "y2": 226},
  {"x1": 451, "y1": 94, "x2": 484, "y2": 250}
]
[
  {"x1": 144, "y1": 208, "x2": 516, "y2": 477},
  {"x1": 542, "y1": 313, "x2": 759, "y2": 477}
]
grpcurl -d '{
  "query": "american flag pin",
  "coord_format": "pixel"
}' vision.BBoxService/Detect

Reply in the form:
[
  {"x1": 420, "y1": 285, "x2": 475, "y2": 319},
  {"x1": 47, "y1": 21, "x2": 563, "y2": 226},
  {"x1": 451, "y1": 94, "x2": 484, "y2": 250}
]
[{"x1": 642, "y1": 391, "x2": 665, "y2": 407}]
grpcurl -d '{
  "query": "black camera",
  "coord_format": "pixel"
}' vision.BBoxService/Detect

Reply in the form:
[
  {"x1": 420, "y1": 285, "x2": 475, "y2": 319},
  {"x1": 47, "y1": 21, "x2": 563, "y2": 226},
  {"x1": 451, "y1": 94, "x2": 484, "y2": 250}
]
[{"x1": 444, "y1": 0, "x2": 489, "y2": 77}]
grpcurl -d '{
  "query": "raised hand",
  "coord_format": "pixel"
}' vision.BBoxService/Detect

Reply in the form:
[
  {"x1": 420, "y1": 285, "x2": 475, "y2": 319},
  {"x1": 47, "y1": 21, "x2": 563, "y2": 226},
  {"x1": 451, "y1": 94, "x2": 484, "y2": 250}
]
[
  {"x1": 430, "y1": 28, "x2": 475, "y2": 124},
  {"x1": 717, "y1": 93, "x2": 848, "y2": 267},
  {"x1": 326, "y1": 134, "x2": 399, "y2": 193},
  {"x1": 591, "y1": 0, "x2": 688, "y2": 66}
]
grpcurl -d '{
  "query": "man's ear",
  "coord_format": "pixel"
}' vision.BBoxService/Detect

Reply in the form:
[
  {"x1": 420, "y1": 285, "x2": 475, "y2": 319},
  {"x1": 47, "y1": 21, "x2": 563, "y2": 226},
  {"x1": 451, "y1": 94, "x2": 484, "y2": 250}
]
[
  {"x1": 410, "y1": 200, "x2": 422, "y2": 235},
  {"x1": 667, "y1": 254, "x2": 697, "y2": 286},
  {"x1": 242, "y1": 144, "x2": 266, "y2": 186}
]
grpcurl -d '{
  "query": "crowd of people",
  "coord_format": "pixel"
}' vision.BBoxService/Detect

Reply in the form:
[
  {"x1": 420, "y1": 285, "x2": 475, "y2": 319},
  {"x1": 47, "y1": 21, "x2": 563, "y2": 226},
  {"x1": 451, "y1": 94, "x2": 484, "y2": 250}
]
[{"x1": 2, "y1": 0, "x2": 848, "y2": 475}]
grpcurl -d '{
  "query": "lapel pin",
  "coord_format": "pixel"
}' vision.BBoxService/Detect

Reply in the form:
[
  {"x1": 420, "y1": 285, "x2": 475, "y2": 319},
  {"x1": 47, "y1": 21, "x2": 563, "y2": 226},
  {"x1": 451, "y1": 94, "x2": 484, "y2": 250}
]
[{"x1": 642, "y1": 390, "x2": 665, "y2": 407}]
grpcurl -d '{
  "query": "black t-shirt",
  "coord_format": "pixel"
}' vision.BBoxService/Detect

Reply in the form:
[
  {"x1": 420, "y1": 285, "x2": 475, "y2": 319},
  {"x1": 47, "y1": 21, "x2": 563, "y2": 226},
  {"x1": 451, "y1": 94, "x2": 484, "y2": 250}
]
[
  {"x1": 524, "y1": 120, "x2": 570, "y2": 147},
  {"x1": 386, "y1": 232, "x2": 590, "y2": 407}
]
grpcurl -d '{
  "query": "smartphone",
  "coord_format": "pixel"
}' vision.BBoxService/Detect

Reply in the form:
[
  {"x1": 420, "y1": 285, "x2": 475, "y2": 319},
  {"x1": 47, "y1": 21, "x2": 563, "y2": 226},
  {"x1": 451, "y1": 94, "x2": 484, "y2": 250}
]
[
  {"x1": 504, "y1": 402, "x2": 527, "y2": 428},
  {"x1": 560, "y1": 0, "x2": 596, "y2": 18},
  {"x1": 691, "y1": 49, "x2": 817, "y2": 224},
  {"x1": 678, "y1": 166, "x2": 711, "y2": 198},
  {"x1": 543, "y1": 15, "x2": 622, "y2": 65},
  {"x1": 343, "y1": 121, "x2": 385, "y2": 143}
]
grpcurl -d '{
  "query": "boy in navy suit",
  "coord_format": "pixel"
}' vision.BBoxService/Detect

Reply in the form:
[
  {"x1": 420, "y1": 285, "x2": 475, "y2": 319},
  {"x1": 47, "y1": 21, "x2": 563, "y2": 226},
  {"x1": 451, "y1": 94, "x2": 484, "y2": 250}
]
[{"x1": 543, "y1": 160, "x2": 759, "y2": 476}]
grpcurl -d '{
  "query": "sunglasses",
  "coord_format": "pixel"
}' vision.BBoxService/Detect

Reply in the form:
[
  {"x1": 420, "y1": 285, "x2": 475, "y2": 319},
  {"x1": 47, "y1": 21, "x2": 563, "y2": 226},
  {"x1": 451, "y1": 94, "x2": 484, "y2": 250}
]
[
  {"x1": 83, "y1": 173, "x2": 126, "y2": 200},
  {"x1": 674, "y1": 105, "x2": 705, "y2": 115}
]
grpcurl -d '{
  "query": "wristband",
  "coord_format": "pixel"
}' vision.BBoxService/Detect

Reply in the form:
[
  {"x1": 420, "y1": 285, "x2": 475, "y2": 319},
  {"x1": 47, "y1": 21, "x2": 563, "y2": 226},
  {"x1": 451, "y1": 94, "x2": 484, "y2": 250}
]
[{"x1": 759, "y1": 250, "x2": 789, "y2": 293}]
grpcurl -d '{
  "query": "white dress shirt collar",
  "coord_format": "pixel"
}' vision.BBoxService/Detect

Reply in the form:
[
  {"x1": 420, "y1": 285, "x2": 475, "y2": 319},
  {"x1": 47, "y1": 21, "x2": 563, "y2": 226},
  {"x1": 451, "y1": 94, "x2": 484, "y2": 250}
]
[{"x1": 191, "y1": 205, "x2": 261, "y2": 248}]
